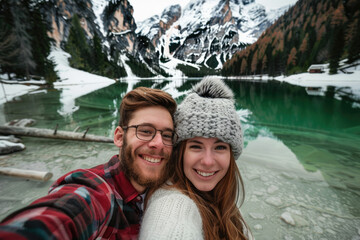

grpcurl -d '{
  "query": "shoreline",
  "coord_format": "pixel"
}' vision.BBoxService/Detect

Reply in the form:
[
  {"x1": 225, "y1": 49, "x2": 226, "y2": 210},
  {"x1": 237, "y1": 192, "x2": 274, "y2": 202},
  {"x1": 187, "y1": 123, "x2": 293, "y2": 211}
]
[{"x1": 1, "y1": 49, "x2": 360, "y2": 105}]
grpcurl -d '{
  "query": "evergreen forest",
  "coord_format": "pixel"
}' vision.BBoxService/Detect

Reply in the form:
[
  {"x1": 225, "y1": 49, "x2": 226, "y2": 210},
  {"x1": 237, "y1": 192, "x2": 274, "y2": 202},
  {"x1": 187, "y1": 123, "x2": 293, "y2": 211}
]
[
  {"x1": 222, "y1": 0, "x2": 360, "y2": 76},
  {"x1": 0, "y1": 0, "x2": 57, "y2": 84},
  {"x1": 64, "y1": 14, "x2": 127, "y2": 79}
]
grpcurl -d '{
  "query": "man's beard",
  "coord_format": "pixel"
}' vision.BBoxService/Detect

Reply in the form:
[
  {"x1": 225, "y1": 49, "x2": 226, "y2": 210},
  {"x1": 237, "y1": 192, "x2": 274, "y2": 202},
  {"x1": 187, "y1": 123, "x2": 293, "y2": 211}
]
[{"x1": 120, "y1": 137, "x2": 171, "y2": 188}]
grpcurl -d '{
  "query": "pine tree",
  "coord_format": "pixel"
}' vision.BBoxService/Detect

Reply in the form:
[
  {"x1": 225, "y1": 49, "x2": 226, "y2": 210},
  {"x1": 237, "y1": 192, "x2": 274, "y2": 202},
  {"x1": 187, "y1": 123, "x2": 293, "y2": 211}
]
[
  {"x1": 65, "y1": 14, "x2": 90, "y2": 71},
  {"x1": 0, "y1": 0, "x2": 17, "y2": 78},
  {"x1": 346, "y1": 12, "x2": 360, "y2": 63},
  {"x1": 287, "y1": 47, "x2": 297, "y2": 66},
  {"x1": 329, "y1": 6, "x2": 346, "y2": 74},
  {"x1": 91, "y1": 33, "x2": 106, "y2": 74},
  {"x1": 251, "y1": 50, "x2": 258, "y2": 74},
  {"x1": 29, "y1": 5, "x2": 57, "y2": 84},
  {"x1": 261, "y1": 55, "x2": 267, "y2": 74},
  {"x1": 240, "y1": 58, "x2": 247, "y2": 75},
  {"x1": 10, "y1": 0, "x2": 36, "y2": 79},
  {"x1": 0, "y1": 18, "x2": 19, "y2": 76}
]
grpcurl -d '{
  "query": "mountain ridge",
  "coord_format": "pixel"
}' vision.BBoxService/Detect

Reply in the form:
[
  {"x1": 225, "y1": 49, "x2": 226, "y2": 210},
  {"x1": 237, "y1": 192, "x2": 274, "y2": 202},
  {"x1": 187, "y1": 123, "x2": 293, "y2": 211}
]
[
  {"x1": 0, "y1": 0, "x2": 292, "y2": 80},
  {"x1": 136, "y1": 0, "x2": 290, "y2": 70}
]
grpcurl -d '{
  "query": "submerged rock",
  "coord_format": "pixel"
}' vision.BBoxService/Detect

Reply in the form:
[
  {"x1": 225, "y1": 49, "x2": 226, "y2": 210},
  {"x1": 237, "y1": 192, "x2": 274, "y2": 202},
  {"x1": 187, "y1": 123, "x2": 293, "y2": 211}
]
[
  {"x1": 252, "y1": 190, "x2": 264, "y2": 196},
  {"x1": 267, "y1": 185, "x2": 279, "y2": 194},
  {"x1": 314, "y1": 225, "x2": 323, "y2": 234},
  {"x1": 281, "y1": 212, "x2": 295, "y2": 226},
  {"x1": 328, "y1": 181, "x2": 348, "y2": 190},
  {"x1": 249, "y1": 212, "x2": 265, "y2": 220},
  {"x1": 0, "y1": 135, "x2": 22, "y2": 143},
  {"x1": 281, "y1": 172, "x2": 296, "y2": 179},
  {"x1": 345, "y1": 181, "x2": 360, "y2": 191},
  {"x1": 253, "y1": 224, "x2": 262, "y2": 230},
  {"x1": 284, "y1": 236, "x2": 294, "y2": 240},
  {"x1": 265, "y1": 196, "x2": 283, "y2": 207},
  {"x1": 0, "y1": 140, "x2": 25, "y2": 154},
  {"x1": 280, "y1": 212, "x2": 295, "y2": 226},
  {"x1": 292, "y1": 214, "x2": 309, "y2": 227},
  {"x1": 5, "y1": 118, "x2": 36, "y2": 127}
]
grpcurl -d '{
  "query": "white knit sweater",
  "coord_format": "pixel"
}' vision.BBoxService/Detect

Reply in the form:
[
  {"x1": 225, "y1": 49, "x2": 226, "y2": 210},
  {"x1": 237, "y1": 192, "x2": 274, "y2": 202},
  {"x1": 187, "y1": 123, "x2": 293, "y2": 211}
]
[{"x1": 139, "y1": 187, "x2": 204, "y2": 240}]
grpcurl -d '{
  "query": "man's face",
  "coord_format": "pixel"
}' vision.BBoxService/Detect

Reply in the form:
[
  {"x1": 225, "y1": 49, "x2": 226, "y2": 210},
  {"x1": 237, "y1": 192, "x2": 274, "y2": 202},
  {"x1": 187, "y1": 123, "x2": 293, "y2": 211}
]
[{"x1": 114, "y1": 106, "x2": 174, "y2": 193}]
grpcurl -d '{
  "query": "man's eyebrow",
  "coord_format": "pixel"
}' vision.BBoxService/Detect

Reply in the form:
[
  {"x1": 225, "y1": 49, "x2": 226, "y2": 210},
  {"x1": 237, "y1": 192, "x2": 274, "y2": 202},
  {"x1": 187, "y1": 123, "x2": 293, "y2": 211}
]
[{"x1": 137, "y1": 123, "x2": 174, "y2": 131}]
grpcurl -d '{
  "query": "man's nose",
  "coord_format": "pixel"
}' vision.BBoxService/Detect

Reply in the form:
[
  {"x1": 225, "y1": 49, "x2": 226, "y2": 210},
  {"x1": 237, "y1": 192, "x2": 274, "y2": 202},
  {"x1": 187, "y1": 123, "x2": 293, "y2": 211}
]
[{"x1": 148, "y1": 131, "x2": 164, "y2": 148}]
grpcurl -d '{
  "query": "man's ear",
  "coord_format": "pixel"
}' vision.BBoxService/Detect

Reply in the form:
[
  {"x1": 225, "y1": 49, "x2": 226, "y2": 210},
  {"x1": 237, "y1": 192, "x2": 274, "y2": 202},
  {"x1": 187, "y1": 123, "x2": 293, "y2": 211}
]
[{"x1": 114, "y1": 126, "x2": 124, "y2": 148}]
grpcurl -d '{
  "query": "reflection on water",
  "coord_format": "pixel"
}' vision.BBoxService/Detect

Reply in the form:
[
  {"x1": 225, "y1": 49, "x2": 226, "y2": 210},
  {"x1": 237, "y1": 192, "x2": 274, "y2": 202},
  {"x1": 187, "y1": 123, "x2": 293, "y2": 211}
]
[
  {"x1": 0, "y1": 78, "x2": 359, "y2": 239},
  {"x1": 228, "y1": 80, "x2": 360, "y2": 132}
]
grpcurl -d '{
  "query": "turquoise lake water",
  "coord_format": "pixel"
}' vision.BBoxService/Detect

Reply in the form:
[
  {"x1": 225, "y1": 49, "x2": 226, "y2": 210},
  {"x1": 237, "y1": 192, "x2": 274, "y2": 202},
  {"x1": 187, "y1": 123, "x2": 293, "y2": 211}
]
[{"x1": 0, "y1": 78, "x2": 359, "y2": 239}]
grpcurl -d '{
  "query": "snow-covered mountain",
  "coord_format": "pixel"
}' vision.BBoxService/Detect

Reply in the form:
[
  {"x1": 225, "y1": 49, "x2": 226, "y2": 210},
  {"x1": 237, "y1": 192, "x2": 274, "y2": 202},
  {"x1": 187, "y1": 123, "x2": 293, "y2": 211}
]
[
  {"x1": 37, "y1": 0, "x2": 289, "y2": 76},
  {"x1": 42, "y1": 0, "x2": 135, "y2": 51},
  {"x1": 136, "y1": 0, "x2": 289, "y2": 69},
  {"x1": 39, "y1": 0, "x2": 162, "y2": 75}
]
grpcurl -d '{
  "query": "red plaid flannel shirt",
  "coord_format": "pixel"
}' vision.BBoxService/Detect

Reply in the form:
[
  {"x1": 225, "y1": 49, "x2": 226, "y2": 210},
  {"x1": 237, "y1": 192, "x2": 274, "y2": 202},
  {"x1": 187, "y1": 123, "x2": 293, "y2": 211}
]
[{"x1": 0, "y1": 155, "x2": 143, "y2": 239}]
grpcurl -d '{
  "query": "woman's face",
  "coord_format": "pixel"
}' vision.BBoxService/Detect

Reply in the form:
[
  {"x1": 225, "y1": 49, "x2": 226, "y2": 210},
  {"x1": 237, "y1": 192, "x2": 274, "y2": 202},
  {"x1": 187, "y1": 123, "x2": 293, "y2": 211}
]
[{"x1": 183, "y1": 137, "x2": 231, "y2": 192}]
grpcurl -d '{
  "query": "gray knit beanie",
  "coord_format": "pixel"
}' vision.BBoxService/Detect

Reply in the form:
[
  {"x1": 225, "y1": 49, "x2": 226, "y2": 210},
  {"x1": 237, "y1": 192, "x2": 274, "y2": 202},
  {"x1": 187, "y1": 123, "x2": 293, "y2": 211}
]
[{"x1": 175, "y1": 77, "x2": 243, "y2": 159}]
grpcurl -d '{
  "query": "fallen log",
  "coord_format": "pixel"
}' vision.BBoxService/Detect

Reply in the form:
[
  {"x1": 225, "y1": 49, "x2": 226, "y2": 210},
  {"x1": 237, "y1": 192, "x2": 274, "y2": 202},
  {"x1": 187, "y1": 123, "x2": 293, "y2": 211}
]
[
  {"x1": 0, "y1": 125, "x2": 113, "y2": 143},
  {"x1": 0, "y1": 167, "x2": 53, "y2": 181}
]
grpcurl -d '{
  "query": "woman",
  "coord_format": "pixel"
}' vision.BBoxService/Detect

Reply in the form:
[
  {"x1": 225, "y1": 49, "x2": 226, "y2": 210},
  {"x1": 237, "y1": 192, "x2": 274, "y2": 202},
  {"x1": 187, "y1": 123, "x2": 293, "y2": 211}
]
[{"x1": 139, "y1": 77, "x2": 251, "y2": 240}]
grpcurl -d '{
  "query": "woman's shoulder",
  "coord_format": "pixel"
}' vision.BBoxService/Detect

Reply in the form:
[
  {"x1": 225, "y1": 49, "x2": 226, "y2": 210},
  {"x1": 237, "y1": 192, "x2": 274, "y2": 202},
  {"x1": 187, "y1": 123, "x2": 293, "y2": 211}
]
[
  {"x1": 140, "y1": 187, "x2": 203, "y2": 240},
  {"x1": 150, "y1": 187, "x2": 188, "y2": 199},
  {"x1": 147, "y1": 187, "x2": 197, "y2": 210}
]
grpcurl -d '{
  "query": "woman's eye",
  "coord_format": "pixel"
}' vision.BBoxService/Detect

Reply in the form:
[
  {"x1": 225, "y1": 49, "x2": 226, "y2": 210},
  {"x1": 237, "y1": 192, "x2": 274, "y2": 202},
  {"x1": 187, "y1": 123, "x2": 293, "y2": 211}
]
[
  {"x1": 215, "y1": 145, "x2": 227, "y2": 150},
  {"x1": 189, "y1": 145, "x2": 201, "y2": 149}
]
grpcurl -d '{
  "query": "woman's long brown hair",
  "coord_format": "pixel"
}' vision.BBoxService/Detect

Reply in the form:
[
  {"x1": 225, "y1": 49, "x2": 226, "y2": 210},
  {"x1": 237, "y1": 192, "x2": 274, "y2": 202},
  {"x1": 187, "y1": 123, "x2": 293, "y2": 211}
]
[{"x1": 146, "y1": 140, "x2": 250, "y2": 240}]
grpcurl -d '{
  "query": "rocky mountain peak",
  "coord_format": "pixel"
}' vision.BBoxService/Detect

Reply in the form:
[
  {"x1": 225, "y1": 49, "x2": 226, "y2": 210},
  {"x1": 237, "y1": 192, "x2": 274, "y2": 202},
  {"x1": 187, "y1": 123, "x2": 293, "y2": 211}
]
[
  {"x1": 136, "y1": 0, "x2": 283, "y2": 69},
  {"x1": 34, "y1": 0, "x2": 289, "y2": 77}
]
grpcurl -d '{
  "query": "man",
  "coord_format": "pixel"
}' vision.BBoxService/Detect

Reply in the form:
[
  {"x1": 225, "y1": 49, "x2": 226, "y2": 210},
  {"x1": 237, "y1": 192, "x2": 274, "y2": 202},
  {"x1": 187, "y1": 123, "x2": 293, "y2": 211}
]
[{"x1": 0, "y1": 87, "x2": 177, "y2": 239}]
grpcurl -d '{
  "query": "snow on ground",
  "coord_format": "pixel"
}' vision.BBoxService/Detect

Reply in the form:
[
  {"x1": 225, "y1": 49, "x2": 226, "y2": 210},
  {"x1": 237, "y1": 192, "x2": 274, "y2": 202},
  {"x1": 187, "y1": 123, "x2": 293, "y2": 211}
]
[
  {"x1": 50, "y1": 48, "x2": 115, "y2": 116},
  {"x1": 0, "y1": 82, "x2": 39, "y2": 105},
  {"x1": 276, "y1": 61, "x2": 360, "y2": 87},
  {"x1": 227, "y1": 60, "x2": 360, "y2": 102},
  {"x1": 276, "y1": 61, "x2": 360, "y2": 102},
  {"x1": 0, "y1": 47, "x2": 116, "y2": 110}
]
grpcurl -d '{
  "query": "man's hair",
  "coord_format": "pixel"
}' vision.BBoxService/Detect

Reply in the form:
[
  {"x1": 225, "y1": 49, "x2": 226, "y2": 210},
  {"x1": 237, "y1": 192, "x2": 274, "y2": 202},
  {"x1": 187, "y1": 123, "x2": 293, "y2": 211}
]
[{"x1": 119, "y1": 87, "x2": 177, "y2": 127}]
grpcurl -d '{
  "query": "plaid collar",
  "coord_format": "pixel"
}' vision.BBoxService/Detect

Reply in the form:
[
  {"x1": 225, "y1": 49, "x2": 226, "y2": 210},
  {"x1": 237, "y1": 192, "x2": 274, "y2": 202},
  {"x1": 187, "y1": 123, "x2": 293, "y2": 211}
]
[{"x1": 104, "y1": 155, "x2": 141, "y2": 204}]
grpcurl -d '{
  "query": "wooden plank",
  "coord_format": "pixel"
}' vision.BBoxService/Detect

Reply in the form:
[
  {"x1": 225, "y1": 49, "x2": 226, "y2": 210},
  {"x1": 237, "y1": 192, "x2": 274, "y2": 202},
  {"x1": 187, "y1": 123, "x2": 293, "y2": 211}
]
[
  {"x1": 0, "y1": 125, "x2": 113, "y2": 143},
  {"x1": 0, "y1": 167, "x2": 53, "y2": 181}
]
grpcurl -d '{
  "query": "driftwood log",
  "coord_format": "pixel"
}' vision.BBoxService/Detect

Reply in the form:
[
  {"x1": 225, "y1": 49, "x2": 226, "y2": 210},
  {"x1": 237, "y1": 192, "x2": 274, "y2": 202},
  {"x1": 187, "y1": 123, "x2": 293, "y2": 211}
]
[
  {"x1": 0, "y1": 125, "x2": 113, "y2": 143},
  {"x1": 0, "y1": 167, "x2": 53, "y2": 181}
]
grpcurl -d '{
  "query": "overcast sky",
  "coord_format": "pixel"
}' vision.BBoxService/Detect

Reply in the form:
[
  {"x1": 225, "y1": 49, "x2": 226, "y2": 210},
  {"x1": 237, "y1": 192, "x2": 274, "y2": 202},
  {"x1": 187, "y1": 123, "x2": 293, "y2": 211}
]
[{"x1": 130, "y1": 0, "x2": 298, "y2": 22}]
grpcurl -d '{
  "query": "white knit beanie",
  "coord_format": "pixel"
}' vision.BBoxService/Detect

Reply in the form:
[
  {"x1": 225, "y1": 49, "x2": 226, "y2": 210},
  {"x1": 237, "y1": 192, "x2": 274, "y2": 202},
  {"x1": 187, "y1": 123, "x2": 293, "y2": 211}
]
[{"x1": 175, "y1": 77, "x2": 243, "y2": 159}]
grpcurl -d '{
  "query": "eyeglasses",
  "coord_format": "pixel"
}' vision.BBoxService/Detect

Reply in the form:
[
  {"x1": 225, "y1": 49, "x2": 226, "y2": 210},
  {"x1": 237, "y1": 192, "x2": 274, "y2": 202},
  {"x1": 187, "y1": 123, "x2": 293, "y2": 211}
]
[{"x1": 122, "y1": 124, "x2": 178, "y2": 146}]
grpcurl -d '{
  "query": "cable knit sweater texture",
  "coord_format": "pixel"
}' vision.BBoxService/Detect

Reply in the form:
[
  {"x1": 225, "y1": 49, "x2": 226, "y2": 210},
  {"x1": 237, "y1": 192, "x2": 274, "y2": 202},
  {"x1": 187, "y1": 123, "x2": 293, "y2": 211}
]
[{"x1": 139, "y1": 188, "x2": 204, "y2": 240}]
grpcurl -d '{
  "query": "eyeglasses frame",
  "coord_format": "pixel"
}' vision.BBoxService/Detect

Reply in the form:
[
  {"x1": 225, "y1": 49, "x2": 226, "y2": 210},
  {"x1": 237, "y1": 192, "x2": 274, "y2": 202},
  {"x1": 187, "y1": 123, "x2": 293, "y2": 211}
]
[{"x1": 122, "y1": 124, "x2": 178, "y2": 146}]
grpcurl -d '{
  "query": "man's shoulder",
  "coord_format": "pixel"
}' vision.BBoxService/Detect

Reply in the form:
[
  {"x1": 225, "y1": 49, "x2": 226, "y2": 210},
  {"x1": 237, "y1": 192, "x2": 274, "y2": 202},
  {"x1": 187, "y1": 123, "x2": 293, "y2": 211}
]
[
  {"x1": 52, "y1": 155, "x2": 120, "y2": 188},
  {"x1": 49, "y1": 159, "x2": 112, "y2": 194}
]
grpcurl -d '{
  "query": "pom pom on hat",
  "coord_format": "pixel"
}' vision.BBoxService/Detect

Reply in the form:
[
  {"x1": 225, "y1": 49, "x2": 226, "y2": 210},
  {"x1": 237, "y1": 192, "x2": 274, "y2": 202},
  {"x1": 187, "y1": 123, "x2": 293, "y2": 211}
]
[
  {"x1": 175, "y1": 77, "x2": 243, "y2": 160},
  {"x1": 192, "y1": 77, "x2": 234, "y2": 101}
]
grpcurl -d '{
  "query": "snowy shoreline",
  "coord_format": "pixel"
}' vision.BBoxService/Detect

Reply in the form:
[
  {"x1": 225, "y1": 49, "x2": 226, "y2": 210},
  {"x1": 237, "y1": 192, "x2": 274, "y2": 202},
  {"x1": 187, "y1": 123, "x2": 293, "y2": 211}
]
[{"x1": 1, "y1": 48, "x2": 360, "y2": 105}]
